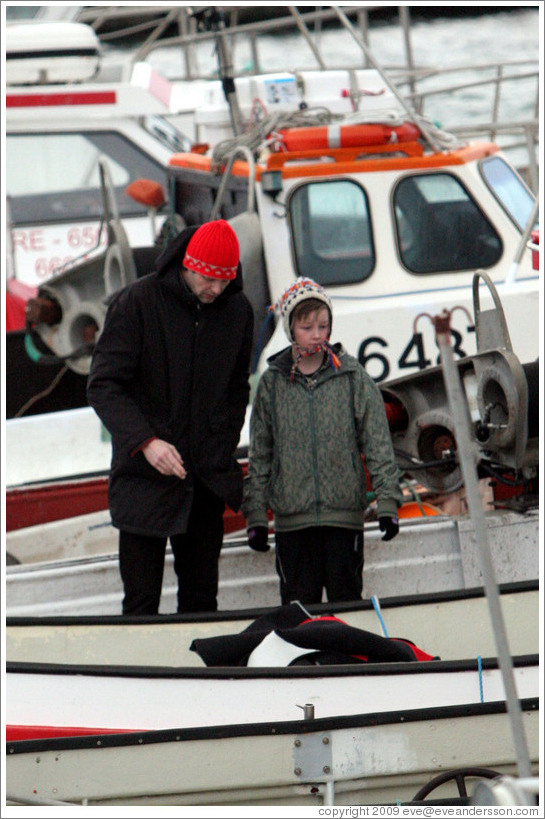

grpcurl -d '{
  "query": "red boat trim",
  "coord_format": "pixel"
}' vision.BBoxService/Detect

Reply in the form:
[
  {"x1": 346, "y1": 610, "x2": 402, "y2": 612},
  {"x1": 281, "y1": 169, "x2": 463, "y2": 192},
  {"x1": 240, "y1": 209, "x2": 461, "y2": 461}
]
[
  {"x1": 6, "y1": 91, "x2": 117, "y2": 108},
  {"x1": 6, "y1": 458, "x2": 252, "y2": 531},
  {"x1": 7, "y1": 725, "x2": 136, "y2": 742}
]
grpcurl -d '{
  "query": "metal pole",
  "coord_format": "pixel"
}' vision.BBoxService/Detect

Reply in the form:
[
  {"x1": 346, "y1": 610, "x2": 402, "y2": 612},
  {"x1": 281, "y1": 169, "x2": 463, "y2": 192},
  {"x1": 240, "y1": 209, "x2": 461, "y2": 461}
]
[
  {"x1": 398, "y1": 6, "x2": 416, "y2": 99},
  {"x1": 356, "y1": 7, "x2": 370, "y2": 68},
  {"x1": 429, "y1": 309, "x2": 532, "y2": 781},
  {"x1": 523, "y1": 124, "x2": 539, "y2": 194},
  {"x1": 490, "y1": 65, "x2": 503, "y2": 142},
  {"x1": 215, "y1": 25, "x2": 244, "y2": 136},
  {"x1": 332, "y1": 5, "x2": 443, "y2": 151},
  {"x1": 287, "y1": 6, "x2": 327, "y2": 69},
  {"x1": 324, "y1": 780, "x2": 335, "y2": 805}
]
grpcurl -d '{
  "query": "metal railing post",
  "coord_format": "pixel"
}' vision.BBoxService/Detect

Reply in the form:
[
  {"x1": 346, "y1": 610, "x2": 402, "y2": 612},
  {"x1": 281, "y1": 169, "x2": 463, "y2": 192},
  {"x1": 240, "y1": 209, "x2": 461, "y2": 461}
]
[
  {"x1": 420, "y1": 308, "x2": 533, "y2": 782},
  {"x1": 399, "y1": 6, "x2": 416, "y2": 100},
  {"x1": 491, "y1": 65, "x2": 503, "y2": 141},
  {"x1": 287, "y1": 6, "x2": 327, "y2": 69},
  {"x1": 332, "y1": 5, "x2": 443, "y2": 151}
]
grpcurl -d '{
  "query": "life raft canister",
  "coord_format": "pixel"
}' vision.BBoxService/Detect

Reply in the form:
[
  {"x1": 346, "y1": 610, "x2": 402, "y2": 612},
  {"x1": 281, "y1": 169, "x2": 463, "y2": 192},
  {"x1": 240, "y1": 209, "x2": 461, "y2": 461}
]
[{"x1": 276, "y1": 121, "x2": 421, "y2": 151}]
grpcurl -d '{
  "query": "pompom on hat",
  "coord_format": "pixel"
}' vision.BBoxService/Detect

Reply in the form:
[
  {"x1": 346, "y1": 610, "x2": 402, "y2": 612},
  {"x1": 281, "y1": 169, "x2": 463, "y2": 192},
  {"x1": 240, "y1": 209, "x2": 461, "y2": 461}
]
[
  {"x1": 275, "y1": 277, "x2": 333, "y2": 343},
  {"x1": 183, "y1": 219, "x2": 239, "y2": 280}
]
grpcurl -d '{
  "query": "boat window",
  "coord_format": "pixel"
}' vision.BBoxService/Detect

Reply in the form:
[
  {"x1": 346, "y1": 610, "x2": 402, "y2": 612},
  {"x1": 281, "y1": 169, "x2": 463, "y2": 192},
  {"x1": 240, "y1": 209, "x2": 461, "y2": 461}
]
[
  {"x1": 393, "y1": 173, "x2": 503, "y2": 274},
  {"x1": 480, "y1": 156, "x2": 537, "y2": 231},
  {"x1": 6, "y1": 132, "x2": 167, "y2": 226},
  {"x1": 143, "y1": 116, "x2": 192, "y2": 153},
  {"x1": 288, "y1": 180, "x2": 374, "y2": 286}
]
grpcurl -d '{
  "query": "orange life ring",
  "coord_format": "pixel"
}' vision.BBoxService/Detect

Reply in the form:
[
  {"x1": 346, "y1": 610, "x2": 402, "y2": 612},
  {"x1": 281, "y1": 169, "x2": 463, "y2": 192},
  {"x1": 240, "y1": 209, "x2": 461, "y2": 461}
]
[{"x1": 276, "y1": 121, "x2": 421, "y2": 151}]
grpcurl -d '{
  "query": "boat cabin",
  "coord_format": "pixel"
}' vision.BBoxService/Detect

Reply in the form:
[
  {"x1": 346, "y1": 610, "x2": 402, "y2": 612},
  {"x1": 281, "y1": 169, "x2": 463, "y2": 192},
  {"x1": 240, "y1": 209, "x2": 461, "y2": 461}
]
[
  {"x1": 5, "y1": 23, "x2": 191, "y2": 290},
  {"x1": 163, "y1": 133, "x2": 538, "y2": 384}
]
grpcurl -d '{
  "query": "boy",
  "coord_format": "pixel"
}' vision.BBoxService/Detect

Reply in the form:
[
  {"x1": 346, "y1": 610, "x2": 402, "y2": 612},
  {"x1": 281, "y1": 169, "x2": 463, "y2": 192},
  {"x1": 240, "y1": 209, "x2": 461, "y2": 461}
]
[{"x1": 242, "y1": 277, "x2": 402, "y2": 604}]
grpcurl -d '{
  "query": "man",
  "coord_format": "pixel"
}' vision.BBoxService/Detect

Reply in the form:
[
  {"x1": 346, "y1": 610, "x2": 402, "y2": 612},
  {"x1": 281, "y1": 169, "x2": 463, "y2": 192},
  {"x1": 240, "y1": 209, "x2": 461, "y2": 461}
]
[{"x1": 87, "y1": 219, "x2": 253, "y2": 614}]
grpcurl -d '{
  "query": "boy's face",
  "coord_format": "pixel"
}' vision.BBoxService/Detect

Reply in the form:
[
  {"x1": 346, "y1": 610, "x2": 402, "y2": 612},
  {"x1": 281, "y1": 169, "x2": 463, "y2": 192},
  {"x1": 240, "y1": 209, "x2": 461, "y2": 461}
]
[{"x1": 291, "y1": 306, "x2": 330, "y2": 348}]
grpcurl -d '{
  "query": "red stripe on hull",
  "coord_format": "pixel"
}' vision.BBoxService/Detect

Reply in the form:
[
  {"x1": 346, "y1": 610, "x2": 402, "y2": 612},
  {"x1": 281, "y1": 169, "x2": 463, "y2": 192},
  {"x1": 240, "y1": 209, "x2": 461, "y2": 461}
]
[
  {"x1": 6, "y1": 91, "x2": 117, "y2": 108},
  {"x1": 6, "y1": 461, "x2": 254, "y2": 532},
  {"x1": 7, "y1": 724, "x2": 136, "y2": 742}
]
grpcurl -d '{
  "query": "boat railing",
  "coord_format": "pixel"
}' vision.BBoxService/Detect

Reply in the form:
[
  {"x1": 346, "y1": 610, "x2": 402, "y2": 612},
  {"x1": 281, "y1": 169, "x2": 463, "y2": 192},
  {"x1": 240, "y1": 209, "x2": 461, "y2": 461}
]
[
  {"x1": 129, "y1": 7, "x2": 539, "y2": 97},
  {"x1": 396, "y1": 61, "x2": 539, "y2": 190},
  {"x1": 122, "y1": 7, "x2": 538, "y2": 186},
  {"x1": 396, "y1": 61, "x2": 538, "y2": 124}
]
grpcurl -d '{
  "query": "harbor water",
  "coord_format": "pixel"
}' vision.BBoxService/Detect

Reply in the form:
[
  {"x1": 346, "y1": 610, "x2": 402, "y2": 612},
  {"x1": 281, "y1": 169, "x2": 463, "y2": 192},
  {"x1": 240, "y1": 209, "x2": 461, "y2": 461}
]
[{"x1": 130, "y1": 6, "x2": 540, "y2": 131}]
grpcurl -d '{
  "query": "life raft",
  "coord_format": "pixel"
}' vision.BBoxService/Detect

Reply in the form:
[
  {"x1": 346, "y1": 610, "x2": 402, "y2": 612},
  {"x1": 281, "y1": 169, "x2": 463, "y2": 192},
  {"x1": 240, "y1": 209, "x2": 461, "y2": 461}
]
[{"x1": 275, "y1": 121, "x2": 421, "y2": 151}]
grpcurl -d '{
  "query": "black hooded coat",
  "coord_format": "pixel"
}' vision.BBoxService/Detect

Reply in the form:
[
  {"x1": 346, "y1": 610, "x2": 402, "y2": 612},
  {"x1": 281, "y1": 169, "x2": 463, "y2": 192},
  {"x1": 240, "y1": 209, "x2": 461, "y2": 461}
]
[{"x1": 87, "y1": 225, "x2": 254, "y2": 537}]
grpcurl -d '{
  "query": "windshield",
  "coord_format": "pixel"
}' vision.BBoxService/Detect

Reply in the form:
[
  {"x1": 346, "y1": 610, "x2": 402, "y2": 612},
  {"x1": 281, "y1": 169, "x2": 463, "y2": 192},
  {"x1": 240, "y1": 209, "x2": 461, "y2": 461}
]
[
  {"x1": 393, "y1": 173, "x2": 503, "y2": 274},
  {"x1": 289, "y1": 179, "x2": 374, "y2": 286},
  {"x1": 480, "y1": 156, "x2": 537, "y2": 232}
]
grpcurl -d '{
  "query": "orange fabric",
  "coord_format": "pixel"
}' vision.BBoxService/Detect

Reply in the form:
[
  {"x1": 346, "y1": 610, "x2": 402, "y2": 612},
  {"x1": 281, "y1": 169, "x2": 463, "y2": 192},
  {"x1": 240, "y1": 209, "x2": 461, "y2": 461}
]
[{"x1": 399, "y1": 501, "x2": 440, "y2": 518}]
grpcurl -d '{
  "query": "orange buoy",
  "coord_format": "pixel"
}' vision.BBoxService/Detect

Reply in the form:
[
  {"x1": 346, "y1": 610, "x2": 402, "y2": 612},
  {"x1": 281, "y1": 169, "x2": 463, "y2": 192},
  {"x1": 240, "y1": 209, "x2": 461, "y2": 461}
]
[{"x1": 276, "y1": 121, "x2": 421, "y2": 151}]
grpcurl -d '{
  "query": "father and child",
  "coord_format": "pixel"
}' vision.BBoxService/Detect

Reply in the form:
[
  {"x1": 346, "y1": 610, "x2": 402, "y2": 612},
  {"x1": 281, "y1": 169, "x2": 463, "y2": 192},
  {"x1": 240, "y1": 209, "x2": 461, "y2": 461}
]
[{"x1": 88, "y1": 220, "x2": 401, "y2": 614}]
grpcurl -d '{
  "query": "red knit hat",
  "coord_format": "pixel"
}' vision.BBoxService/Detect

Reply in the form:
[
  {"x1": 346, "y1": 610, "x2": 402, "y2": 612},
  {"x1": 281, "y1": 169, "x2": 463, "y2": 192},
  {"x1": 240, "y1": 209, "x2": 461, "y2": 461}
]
[{"x1": 182, "y1": 219, "x2": 239, "y2": 280}]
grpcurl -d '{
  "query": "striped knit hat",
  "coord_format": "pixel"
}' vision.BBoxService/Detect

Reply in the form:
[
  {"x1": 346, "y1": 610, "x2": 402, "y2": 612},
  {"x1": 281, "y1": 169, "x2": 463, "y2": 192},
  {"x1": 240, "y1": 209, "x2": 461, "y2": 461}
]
[
  {"x1": 183, "y1": 219, "x2": 239, "y2": 280},
  {"x1": 277, "y1": 277, "x2": 333, "y2": 343}
]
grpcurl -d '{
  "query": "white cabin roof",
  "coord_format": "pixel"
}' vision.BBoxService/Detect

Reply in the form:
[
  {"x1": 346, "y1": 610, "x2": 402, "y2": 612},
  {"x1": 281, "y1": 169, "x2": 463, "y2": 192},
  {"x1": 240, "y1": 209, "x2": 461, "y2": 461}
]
[{"x1": 6, "y1": 62, "x2": 175, "y2": 123}]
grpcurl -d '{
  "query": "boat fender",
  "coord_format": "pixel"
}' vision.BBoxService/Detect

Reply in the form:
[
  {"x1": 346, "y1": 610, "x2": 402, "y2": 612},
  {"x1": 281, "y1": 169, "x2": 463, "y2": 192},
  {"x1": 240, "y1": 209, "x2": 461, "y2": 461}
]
[{"x1": 103, "y1": 222, "x2": 138, "y2": 296}]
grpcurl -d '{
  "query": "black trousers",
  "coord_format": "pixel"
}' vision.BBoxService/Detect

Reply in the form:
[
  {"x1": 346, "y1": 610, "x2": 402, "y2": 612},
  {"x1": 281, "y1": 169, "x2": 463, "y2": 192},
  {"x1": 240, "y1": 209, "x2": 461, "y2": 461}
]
[
  {"x1": 275, "y1": 526, "x2": 364, "y2": 605},
  {"x1": 119, "y1": 480, "x2": 225, "y2": 615}
]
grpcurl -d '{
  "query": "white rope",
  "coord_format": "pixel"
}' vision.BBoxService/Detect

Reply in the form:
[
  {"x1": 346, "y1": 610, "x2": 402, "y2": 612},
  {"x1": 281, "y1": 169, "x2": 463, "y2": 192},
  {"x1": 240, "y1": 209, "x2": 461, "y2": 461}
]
[
  {"x1": 211, "y1": 106, "x2": 335, "y2": 164},
  {"x1": 211, "y1": 103, "x2": 463, "y2": 164}
]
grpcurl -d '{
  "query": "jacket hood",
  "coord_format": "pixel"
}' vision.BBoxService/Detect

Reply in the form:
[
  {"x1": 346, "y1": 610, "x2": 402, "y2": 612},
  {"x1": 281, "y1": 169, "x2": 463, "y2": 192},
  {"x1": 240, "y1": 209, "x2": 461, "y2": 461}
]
[{"x1": 154, "y1": 224, "x2": 244, "y2": 295}]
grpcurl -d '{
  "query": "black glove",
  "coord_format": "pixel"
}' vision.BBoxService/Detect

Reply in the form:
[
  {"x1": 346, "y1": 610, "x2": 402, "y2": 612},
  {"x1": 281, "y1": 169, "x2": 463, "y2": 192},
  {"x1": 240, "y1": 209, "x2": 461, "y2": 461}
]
[
  {"x1": 247, "y1": 526, "x2": 270, "y2": 552},
  {"x1": 379, "y1": 515, "x2": 399, "y2": 542}
]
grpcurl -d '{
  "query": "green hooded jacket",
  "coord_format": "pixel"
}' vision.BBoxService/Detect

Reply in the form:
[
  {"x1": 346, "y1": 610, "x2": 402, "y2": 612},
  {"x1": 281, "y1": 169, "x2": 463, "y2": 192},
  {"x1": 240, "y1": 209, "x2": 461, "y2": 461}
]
[{"x1": 242, "y1": 343, "x2": 403, "y2": 532}]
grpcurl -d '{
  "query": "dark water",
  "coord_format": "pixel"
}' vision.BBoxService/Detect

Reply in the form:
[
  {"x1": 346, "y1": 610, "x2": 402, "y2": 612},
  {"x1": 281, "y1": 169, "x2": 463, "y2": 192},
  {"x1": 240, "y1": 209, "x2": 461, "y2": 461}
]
[{"x1": 134, "y1": 7, "x2": 539, "y2": 130}]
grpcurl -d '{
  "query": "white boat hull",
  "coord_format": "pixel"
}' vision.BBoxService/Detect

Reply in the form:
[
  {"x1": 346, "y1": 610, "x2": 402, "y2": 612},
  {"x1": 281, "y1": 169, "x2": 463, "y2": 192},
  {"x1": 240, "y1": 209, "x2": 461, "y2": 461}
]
[
  {"x1": 6, "y1": 699, "x2": 539, "y2": 806},
  {"x1": 6, "y1": 534, "x2": 280, "y2": 615},
  {"x1": 6, "y1": 583, "x2": 539, "y2": 667},
  {"x1": 6, "y1": 583, "x2": 539, "y2": 806},
  {"x1": 5, "y1": 509, "x2": 539, "y2": 616},
  {"x1": 6, "y1": 657, "x2": 539, "y2": 741}
]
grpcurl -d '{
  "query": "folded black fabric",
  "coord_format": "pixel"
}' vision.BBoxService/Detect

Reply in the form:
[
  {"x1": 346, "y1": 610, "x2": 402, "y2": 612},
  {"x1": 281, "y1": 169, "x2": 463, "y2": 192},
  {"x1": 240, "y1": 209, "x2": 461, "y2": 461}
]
[{"x1": 189, "y1": 603, "x2": 437, "y2": 667}]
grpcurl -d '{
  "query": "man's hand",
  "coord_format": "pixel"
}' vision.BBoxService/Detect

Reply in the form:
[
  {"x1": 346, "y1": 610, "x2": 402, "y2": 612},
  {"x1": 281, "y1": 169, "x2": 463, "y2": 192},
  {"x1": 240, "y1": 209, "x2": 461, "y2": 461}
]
[
  {"x1": 247, "y1": 526, "x2": 270, "y2": 552},
  {"x1": 143, "y1": 439, "x2": 186, "y2": 479},
  {"x1": 379, "y1": 515, "x2": 399, "y2": 541}
]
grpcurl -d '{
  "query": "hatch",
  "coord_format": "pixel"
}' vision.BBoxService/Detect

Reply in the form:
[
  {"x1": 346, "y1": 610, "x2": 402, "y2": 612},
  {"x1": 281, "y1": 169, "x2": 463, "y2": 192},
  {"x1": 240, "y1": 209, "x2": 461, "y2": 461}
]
[{"x1": 6, "y1": 22, "x2": 101, "y2": 85}]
